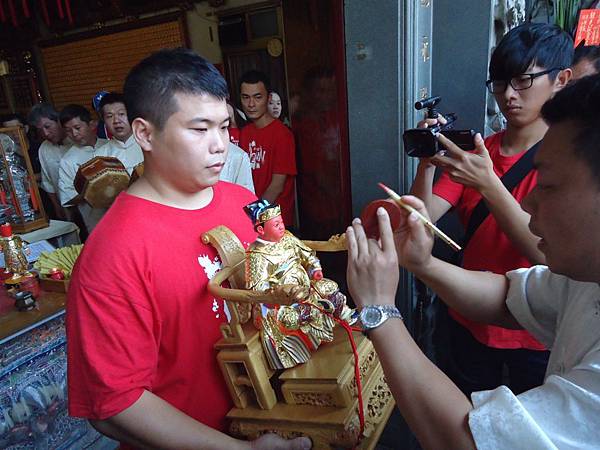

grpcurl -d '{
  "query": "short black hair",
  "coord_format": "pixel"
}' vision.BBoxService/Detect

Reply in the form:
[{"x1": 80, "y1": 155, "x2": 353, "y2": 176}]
[
  {"x1": 123, "y1": 48, "x2": 228, "y2": 131},
  {"x1": 99, "y1": 92, "x2": 126, "y2": 115},
  {"x1": 541, "y1": 73, "x2": 600, "y2": 185},
  {"x1": 574, "y1": 42, "x2": 600, "y2": 73},
  {"x1": 27, "y1": 103, "x2": 59, "y2": 127},
  {"x1": 239, "y1": 70, "x2": 271, "y2": 94},
  {"x1": 59, "y1": 104, "x2": 92, "y2": 126},
  {"x1": 489, "y1": 23, "x2": 573, "y2": 81}
]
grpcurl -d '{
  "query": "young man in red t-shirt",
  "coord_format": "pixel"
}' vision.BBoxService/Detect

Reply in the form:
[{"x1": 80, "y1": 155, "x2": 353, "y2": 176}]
[
  {"x1": 411, "y1": 23, "x2": 573, "y2": 395},
  {"x1": 239, "y1": 70, "x2": 297, "y2": 227},
  {"x1": 66, "y1": 48, "x2": 311, "y2": 450}
]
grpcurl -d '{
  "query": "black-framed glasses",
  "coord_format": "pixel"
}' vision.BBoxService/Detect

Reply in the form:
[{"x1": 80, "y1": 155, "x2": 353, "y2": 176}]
[{"x1": 486, "y1": 68, "x2": 564, "y2": 94}]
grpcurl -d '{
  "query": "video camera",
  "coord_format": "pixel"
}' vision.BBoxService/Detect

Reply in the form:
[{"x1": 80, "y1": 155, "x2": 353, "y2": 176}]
[{"x1": 403, "y1": 96, "x2": 476, "y2": 158}]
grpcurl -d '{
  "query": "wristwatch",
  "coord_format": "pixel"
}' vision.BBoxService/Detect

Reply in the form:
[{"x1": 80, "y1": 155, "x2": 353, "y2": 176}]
[{"x1": 360, "y1": 305, "x2": 403, "y2": 334}]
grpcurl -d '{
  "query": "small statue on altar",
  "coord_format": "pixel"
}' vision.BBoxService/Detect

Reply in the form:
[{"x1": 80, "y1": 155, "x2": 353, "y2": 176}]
[
  {"x1": 244, "y1": 199, "x2": 357, "y2": 370},
  {"x1": 0, "y1": 222, "x2": 29, "y2": 278}
]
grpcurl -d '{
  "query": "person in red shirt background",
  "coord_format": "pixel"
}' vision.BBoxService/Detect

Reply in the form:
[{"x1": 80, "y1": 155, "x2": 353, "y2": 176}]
[
  {"x1": 239, "y1": 70, "x2": 297, "y2": 227},
  {"x1": 411, "y1": 23, "x2": 573, "y2": 395}
]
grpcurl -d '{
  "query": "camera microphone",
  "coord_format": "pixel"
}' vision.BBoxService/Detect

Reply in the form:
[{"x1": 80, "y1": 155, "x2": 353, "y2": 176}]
[{"x1": 415, "y1": 96, "x2": 441, "y2": 111}]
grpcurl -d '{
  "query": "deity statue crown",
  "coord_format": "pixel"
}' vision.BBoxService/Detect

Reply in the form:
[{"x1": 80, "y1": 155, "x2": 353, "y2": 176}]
[{"x1": 244, "y1": 199, "x2": 281, "y2": 226}]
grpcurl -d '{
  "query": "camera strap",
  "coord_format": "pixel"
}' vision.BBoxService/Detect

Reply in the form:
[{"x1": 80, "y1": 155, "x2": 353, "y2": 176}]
[{"x1": 462, "y1": 140, "x2": 541, "y2": 249}]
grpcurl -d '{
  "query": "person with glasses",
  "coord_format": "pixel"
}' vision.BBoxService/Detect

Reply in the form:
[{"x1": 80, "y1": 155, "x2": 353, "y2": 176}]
[{"x1": 410, "y1": 23, "x2": 573, "y2": 397}]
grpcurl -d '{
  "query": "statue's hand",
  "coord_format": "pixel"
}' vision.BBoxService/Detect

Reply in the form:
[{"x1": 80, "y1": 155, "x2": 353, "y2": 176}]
[{"x1": 267, "y1": 284, "x2": 309, "y2": 305}]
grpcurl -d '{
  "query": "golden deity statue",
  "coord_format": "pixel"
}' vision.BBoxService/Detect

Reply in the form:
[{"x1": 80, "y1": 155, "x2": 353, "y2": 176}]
[
  {"x1": 0, "y1": 222, "x2": 29, "y2": 278},
  {"x1": 244, "y1": 200, "x2": 357, "y2": 370}
]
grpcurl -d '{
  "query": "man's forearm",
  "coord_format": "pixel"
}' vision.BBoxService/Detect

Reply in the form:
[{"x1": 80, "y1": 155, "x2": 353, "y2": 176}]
[
  {"x1": 410, "y1": 163, "x2": 436, "y2": 213},
  {"x1": 409, "y1": 257, "x2": 519, "y2": 328},
  {"x1": 91, "y1": 390, "x2": 249, "y2": 450},
  {"x1": 262, "y1": 174, "x2": 286, "y2": 203},
  {"x1": 370, "y1": 320, "x2": 476, "y2": 450}
]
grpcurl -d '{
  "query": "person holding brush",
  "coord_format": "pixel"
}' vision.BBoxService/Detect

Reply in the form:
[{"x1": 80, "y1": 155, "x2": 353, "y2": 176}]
[{"x1": 347, "y1": 73, "x2": 600, "y2": 449}]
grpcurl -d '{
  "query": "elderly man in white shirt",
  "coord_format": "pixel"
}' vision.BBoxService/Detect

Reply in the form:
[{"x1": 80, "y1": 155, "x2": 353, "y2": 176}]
[
  {"x1": 27, "y1": 103, "x2": 72, "y2": 220},
  {"x1": 96, "y1": 92, "x2": 143, "y2": 175},
  {"x1": 58, "y1": 104, "x2": 108, "y2": 235},
  {"x1": 345, "y1": 74, "x2": 600, "y2": 449}
]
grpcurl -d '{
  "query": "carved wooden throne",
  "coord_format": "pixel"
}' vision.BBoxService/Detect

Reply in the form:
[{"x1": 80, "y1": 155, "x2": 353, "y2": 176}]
[{"x1": 202, "y1": 226, "x2": 395, "y2": 450}]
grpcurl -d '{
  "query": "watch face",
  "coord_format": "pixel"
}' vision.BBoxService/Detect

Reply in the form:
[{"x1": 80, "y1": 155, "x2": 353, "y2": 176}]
[{"x1": 361, "y1": 307, "x2": 383, "y2": 328}]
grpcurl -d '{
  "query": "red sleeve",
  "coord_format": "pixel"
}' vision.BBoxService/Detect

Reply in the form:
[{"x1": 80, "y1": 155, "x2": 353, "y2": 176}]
[
  {"x1": 432, "y1": 170, "x2": 464, "y2": 207},
  {"x1": 67, "y1": 270, "x2": 158, "y2": 419},
  {"x1": 272, "y1": 125, "x2": 297, "y2": 176}
]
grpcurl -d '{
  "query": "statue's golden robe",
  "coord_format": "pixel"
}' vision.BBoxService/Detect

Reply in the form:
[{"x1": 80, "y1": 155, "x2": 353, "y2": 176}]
[
  {"x1": 1, "y1": 234, "x2": 28, "y2": 275},
  {"x1": 246, "y1": 231, "x2": 346, "y2": 369}
]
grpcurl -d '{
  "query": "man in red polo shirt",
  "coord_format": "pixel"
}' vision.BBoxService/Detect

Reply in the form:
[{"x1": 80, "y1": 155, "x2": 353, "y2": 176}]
[{"x1": 239, "y1": 70, "x2": 297, "y2": 227}]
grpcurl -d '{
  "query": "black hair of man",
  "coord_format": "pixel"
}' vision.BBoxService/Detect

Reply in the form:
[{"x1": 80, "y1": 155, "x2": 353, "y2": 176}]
[
  {"x1": 27, "y1": 103, "x2": 59, "y2": 127},
  {"x1": 98, "y1": 92, "x2": 126, "y2": 115},
  {"x1": 574, "y1": 41, "x2": 600, "y2": 73},
  {"x1": 239, "y1": 70, "x2": 271, "y2": 94},
  {"x1": 541, "y1": 73, "x2": 600, "y2": 185},
  {"x1": 123, "y1": 47, "x2": 228, "y2": 131},
  {"x1": 59, "y1": 104, "x2": 92, "y2": 126},
  {"x1": 489, "y1": 22, "x2": 573, "y2": 81}
]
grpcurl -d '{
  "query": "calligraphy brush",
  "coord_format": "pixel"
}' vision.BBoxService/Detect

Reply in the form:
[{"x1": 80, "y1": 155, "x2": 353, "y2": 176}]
[{"x1": 378, "y1": 182, "x2": 462, "y2": 252}]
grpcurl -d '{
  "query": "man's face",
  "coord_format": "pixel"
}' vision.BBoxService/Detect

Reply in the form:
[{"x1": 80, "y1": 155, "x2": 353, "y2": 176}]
[
  {"x1": 523, "y1": 121, "x2": 600, "y2": 282},
  {"x1": 494, "y1": 64, "x2": 566, "y2": 129},
  {"x1": 147, "y1": 93, "x2": 229, "y2": 193},
  {"x1": 36, "y1": 117, "x2": 64, "y2": 145},
  {"x1": 240, "y1": 81, "x2": 269, "y2": 122},
  {"x1": 102, "y1": 102, "x2": 132, "y2": 142},
  {"x1": 63, "y1": 117, "x2": 97, "y2": 147},
  {"x1": 258, "y1": 215, "x2": 285, "y2": 242}
]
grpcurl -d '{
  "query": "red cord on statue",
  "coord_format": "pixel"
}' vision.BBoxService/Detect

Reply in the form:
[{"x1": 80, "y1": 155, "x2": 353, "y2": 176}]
[{"x1": 301, "y1": 294, "x2": 366, "y2": 448}]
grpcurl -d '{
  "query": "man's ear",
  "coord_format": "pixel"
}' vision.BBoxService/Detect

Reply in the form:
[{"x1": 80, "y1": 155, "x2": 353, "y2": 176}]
[
  {"x1": 256, "y1": 224, "x2": 264, "y2": 235},
  {"x1": 132, "y1": 118, "x2": 154, "y2": 152},
  {"x1": 90, "y1": 119, "x2": 98, "y2": 129},
  {"x1": 554, "y1": 68, "x2": 573, "y2": 92}
]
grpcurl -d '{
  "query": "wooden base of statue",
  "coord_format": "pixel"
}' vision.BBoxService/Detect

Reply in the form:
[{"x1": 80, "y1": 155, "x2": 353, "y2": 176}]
[
  {"x1": 225, "y1": 328, "x2": 394, "y2": 449},
  {"x1": 203, "y1": 226, "x2": 395, "y2": 450},
  {"x1": 10, "y1": 217, "x2": 48, "y2": 234}
]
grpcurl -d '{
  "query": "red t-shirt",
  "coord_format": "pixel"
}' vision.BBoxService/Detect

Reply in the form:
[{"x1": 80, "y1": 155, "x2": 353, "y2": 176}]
[
  {"x1": 229, "y1": 127, "x2": 240, "y2": 146},
  {"x1": 239, "y1": 120, "x2": 297, "y2": 226},
  {"x1": 433, "y1": 131, "x2": 545, "y2": 350},
  {"x1": 66, "y1": 182, "x2": 257, "y2": 445}
]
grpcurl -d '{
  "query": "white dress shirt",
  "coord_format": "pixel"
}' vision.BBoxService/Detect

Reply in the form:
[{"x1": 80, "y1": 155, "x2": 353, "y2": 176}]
[
  {"x1": 39, "y1": 140, "x2": 71, "y2": 194},
  {"x1": 469, "y1": 266, "x2": 600, "y2": 449}
]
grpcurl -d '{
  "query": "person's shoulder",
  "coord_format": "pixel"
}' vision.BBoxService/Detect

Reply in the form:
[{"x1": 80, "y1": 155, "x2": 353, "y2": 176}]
[
  {"x1": 270, "y1": 119, "x2": 292, "y2": 134},
  {"x1": 85, "y1": 193, "x2": 153, "y2": 244},
  {"x1": 216, "y1": 180, "x2": 256, "y2": 201},
  {"x1": 227, "y1": 142, "x2": 247, "y2": 157},
  {"x1": 60, "y1": 147, "x2": 80, "y2": 165}
]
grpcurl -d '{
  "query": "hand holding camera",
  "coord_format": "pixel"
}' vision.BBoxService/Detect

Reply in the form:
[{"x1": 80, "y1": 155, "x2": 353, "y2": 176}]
[
  {"x1": 403, "y1": 96, "x2": 477, "y2": 158},
  {"x1": 433, "y1": 132, "x2": 497, "y2": 192}
]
